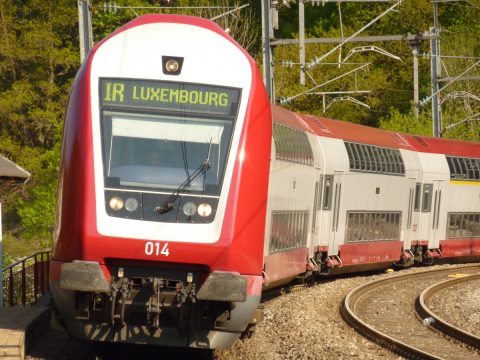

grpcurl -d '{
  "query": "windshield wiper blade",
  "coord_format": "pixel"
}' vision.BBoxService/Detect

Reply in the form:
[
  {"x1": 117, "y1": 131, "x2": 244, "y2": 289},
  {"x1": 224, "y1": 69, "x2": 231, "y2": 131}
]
[{"x1": 155, "y1": 140, "x2": 212, "y2": 215}]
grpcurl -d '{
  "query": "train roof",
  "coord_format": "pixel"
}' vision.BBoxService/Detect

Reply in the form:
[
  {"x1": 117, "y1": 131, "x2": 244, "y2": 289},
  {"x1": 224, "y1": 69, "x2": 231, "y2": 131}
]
[
  {"x1": 272, "y1": 105, "x2": 480, "y2": 158},
  {"x1": 272, "y1": 105, "x2": 413, "y2": 150},
  {"x1": 93, "y1": 14, "x2": 248, "y2": 59},
  {"x1": 401, "y1": 134, "x2": 480, "y2": 158}
]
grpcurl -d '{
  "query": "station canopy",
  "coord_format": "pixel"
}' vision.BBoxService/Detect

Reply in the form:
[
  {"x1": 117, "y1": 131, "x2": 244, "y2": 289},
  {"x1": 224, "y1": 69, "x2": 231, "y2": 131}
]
[{"x1": 0, "y1": 154, "x2": 30, "y2": 178}]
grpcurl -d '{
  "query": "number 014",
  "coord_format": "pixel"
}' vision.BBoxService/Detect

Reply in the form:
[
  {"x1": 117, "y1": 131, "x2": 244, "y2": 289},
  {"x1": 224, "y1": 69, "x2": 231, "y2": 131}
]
[{"x1": 145, "y1": 242, "x2": 170, "y2": 257}]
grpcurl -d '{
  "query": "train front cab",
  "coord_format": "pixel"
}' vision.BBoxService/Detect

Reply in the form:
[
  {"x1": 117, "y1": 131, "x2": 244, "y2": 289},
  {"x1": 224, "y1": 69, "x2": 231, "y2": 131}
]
[{"x1": 50, "y1": 15, "x2": 271, "y2": 350}]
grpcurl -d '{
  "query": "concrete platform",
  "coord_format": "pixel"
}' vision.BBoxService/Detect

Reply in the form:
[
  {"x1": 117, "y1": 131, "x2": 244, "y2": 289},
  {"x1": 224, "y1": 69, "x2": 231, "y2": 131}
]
[{"x1": 0, "y1": 298, "x2": 50, "y2": 359}]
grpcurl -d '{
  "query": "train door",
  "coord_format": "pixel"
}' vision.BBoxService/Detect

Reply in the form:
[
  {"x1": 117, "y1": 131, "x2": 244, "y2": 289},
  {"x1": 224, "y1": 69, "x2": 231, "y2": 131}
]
[
  {"x1": 311, "y1": 169, "x2": 323, "y2": 250},
  {"x1": 328, "y1": 170, "x2": 344, "y2": 255},
  {"x1": 430, "y1": 179, "x2": 445, "y2": 249},
  {"x1": 404, "y1": 178, "x2": 417, "y2": 247}
]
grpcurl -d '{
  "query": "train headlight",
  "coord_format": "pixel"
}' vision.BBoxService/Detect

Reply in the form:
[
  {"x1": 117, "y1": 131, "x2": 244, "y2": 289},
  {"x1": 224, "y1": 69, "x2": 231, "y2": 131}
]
[
  {"x1": 182, "y1": 202, "x2": 197, "y2": 216},
  {"x1": 198, "y1": 203, "x2": 212, "y2": 217},
  {"x1": 125, "y1": 197, "x2": 138, "y2": 212},
  {"x1": 109, "y1": 196, "x2": 124, "y2": 211},
  {"x1": 165, "y1": 59, "x2": 179, "y2": 73},
  {"x1": 162, "y1": 56, "x2": 184, "y2": 75}
]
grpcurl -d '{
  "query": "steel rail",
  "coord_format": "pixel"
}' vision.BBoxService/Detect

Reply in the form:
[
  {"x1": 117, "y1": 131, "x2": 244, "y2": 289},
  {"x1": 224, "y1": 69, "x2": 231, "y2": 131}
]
[
  {"x1": 340, "y1": 264, "x2": 480, "y2": 359},
  {"x1": 416, "y1": 273, "x2": 480, "y2": 350}
]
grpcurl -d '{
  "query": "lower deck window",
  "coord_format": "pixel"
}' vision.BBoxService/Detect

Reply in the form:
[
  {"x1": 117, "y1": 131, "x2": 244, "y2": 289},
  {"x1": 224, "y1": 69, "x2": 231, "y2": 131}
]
[
  {"x1": 447, "y1": 213, "x2": 480, "y2": 238},
  {"x1": 346, "y1": 211, "x2": 401, "y2": 243},
  {"x1": 269, "y1": 211, "x2": 309, "y2": 253}
]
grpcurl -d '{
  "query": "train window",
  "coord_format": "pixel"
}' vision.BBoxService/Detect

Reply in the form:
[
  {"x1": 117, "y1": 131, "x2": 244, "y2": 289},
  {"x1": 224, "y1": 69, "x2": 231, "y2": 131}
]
[
  {"x1": 366, "y1": 146, "x2": 377, "y2": 172},
  {"x1": 398, "y1": 152, "x2": 405, "y2": 173},
  {"x1": 393, "y1": 150, "x2": 403, "y2": 174},
  {"x1": 394, "y1": 213, "x2": 401, "y2": 237},
  {"x1": 354, "y1": 144, "x2": 364, "y2": 171},
  {"x1": 364, "y1": 145, "x2": 372, "y2": 172},
  {"x1": 386, "y1": 150, "x2": 395, "y2": 174},
  {"x1": 446, "y1": 157, "x2": 454, "y2": 178},
  {"x1": 447, "y1": 213, "x2": 457, "y2": 238},
  {"x1": 360, "y1": 144, "x2": 370, "y2": 171},
  {"x1": 465, "y1": 213, "x2": 474, "y2": 237},
  {"x1": 452, "y1": 157, "x2": 462, "y2": 179},
  {"x1": 345, "y1": 211, "x2": 401, "y2": 242},
  {"x1": 421, "y1": 184, "x2": 433, "y2": 212},
  {"x1": 317, "y1": 175, "x2": 323, "y2": 210},
  {"x1": 371, "y1": 147, "x2": 381, "y2": 172},
  {"x1": 384, "y1": 148, "x2": 393, "y2": 173},
  {"x1": 388, "y1": 149, "x2": 398, "y2": 174},
  {"x1": 473, "y1": 159, "x2": 480, "y2": 179},
  {"x1": 459, "y1": 158, "x2": 468, "y2": 178},
  {"x1": 413, "y1": 183, "x2": 421, "y2": 211},
  {"x1": 269, "y1": 211, "x2": 310, "y2": 253},
  {"x1": 447, "y1": 212, "x2": 480, "y2": 239},
  {"x1": 344, "y1": 142, "x2": 405, "y2": 176},
  {"x1": 391, "y1": 150, "x2": 399, "y2": 173},
  {"x1": 323, "y1": 175, "x2": 334, "y2": 210},
  {"x1": 465, "y1": 158, "x2": 476, "y2": 180},
  {"x1": 273, "y1": 123, "x2": 313, "y2": 165},
  {"x1": 101, "y1": 112, "x2": 233, "y2": 196},
  {"x1": 376, "y1": 147, "x2": 386, "y2": 173},
  {"x1": 475, "y1": 214, "x2": 480, "y2": 236},
  {"x1": 349, "y1": 143, "x2": 359, "y2": 170},
  {"x1": 446, "y1": 156, "x2": 480, "y2": 181},
  {"x1": 345, "y1": 142, "x2": 355, "y2": 170},
  {"x1": 312, "y1": 181, "x2": 320, "y2": 232},
  {"x1": 379, "y1": 212, "x2": 387, "y2": 239}
]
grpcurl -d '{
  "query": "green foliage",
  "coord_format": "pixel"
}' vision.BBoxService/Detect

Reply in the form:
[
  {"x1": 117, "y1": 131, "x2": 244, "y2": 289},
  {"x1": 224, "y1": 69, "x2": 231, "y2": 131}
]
[
  {"x1": 92, "y1": 0, "x2": 259, "y2": 54},
  {"x1": 379, "y1": 108, "x2": 432, "y2": 136},
  {"x1": 1, "y1": 233, "x2": 42, "y2": 268},
  {"x1": 0, "y1": 0, "x2": 77, "y2": 248},
  {"x1": 273, "y1": 0, "x2": 480, "y2": 141}
]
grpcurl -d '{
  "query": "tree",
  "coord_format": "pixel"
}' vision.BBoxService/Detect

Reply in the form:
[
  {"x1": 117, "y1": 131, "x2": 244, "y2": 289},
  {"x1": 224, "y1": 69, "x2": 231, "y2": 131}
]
[{"x1": 0, "y1": 0, "x2": 78, "y2": 245}]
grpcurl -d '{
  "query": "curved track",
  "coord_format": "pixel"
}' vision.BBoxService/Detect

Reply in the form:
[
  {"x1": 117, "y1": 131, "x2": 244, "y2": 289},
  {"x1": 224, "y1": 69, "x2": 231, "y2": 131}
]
[
  {"x1": 341, "y1": 265, "x2": 480, "y2": 359},
  {"x1": 417, "y1": 273, "x2": 480, "y2": 350}
]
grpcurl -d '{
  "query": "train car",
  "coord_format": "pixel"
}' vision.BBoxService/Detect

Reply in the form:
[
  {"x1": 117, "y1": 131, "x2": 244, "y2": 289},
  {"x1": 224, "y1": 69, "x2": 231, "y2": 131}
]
[
  {"x1": 264, "y1": 105, "x2": 419, "y2": 279},
  {"x1": 402, "y1": 135, "x2": 480, "y2": 262},
  {"x1": 49, "y1": 14, "x2": 271, "y2": 349}
]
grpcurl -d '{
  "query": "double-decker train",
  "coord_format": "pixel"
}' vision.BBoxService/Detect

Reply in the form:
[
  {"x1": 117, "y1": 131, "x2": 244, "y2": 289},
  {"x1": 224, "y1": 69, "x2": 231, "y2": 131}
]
[{"x1": 49, "y1": 14, "x2": 480, "y2": 350}]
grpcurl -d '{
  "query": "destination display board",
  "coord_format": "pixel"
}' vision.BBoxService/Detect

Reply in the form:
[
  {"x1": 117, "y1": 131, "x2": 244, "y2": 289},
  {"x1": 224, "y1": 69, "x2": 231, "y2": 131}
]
[{"x1": 100, "y1": 78, "x2": 241, "y2": 116}]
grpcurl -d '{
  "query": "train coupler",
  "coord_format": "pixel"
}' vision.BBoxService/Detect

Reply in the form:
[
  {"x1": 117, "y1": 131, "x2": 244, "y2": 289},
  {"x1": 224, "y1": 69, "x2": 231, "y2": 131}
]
[
  {"x1": 109, "y1": 275, "x2": 130, "y2": 327},
  {"x1": 146, "y1": 275, "x2": 197, "y2": 330}
]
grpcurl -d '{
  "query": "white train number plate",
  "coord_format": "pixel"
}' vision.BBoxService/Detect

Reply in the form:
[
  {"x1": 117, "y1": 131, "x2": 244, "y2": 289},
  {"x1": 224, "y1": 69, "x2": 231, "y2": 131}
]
[{"x1": 145, "y1": 241, "x2": 170, "y2": 257}]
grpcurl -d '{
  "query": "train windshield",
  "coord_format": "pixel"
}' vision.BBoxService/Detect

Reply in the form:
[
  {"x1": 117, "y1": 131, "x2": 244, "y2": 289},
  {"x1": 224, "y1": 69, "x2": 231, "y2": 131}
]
[{"x1": 99, "y1": 79, "x2": 240, "y2": 196}]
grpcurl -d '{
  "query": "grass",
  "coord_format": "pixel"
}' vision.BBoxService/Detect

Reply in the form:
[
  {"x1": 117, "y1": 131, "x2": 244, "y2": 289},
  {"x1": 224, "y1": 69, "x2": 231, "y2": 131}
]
[{"x1": 1, "y1": 232, "x2": 46, "y2": 268}]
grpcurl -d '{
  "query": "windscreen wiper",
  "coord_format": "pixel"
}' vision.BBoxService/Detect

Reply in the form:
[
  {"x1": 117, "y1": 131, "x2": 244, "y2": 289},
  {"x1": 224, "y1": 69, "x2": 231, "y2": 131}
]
[{"x1": 155, "y1": 140, "x2": 212, "y2": 215}]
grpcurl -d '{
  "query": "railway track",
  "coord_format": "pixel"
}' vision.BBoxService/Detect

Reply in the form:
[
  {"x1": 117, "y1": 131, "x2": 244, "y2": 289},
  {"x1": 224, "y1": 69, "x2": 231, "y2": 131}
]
[
  {"x1": 341, "y1": 264, "x2": 480, "y2": 359},
  {"x1": 417, "y1": 273, "x2": 480, "y2": 349}
]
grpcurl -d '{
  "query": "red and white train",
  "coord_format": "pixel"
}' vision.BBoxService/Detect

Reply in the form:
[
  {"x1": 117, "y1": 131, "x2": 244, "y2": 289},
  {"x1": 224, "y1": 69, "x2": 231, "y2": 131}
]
[{"x1": 50, "y1": 14, "x2": 480, "y2": 350}]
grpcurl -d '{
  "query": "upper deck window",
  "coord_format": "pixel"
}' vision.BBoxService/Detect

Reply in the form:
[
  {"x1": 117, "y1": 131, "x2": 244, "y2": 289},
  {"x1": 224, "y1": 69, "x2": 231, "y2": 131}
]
[
  {"x1": 446, "y1": 155, "x2": 480, "y2": 181},
  {"x1": 99, "y1": 78, "x2": 241, "y2": 196},
  {"x1": 273, "y1": 122, "x2": 313, "y2": 165},
  {"x1": 344, "y1": 141, "x2": 405, "y2": 176}
]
